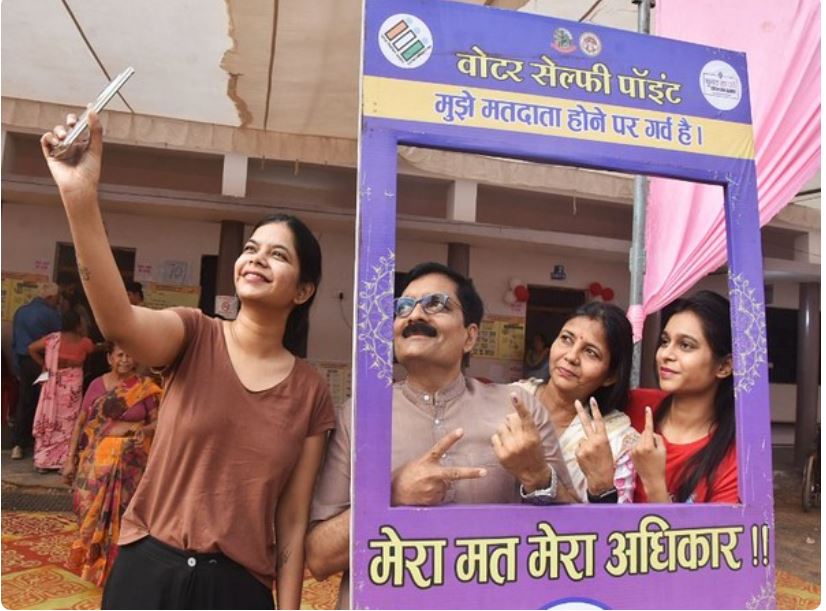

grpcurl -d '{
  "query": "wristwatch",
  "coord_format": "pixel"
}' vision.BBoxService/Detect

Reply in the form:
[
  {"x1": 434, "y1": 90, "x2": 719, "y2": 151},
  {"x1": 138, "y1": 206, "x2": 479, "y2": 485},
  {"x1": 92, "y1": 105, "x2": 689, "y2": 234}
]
[
  {"x1": 519, "y1": 467, "x2": 558, "y2": 505},
  {"x1": 587, "y1": 486, "x2": 619, "y2": 503}
]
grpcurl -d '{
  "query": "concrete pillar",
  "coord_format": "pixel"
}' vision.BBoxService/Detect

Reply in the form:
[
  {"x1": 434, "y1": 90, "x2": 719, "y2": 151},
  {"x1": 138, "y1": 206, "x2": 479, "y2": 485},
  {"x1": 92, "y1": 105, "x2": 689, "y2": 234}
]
[
  {"x1": 447, "y1": 243, "x2": 470, "y2": 277},
  {"x1": 794, "y1": 282, "x2": 820, "y2": 467},
  {"x1": 222, "y1": 153, "x2": 248, "y2": 197},
  {"x1": 445, "y1": 179, "x2": 474, "y2": 280},
  {"x1": 214, "y1": 221, "x2": 244, "y2": 318},
  {"x1": 447, "y1": 180, "x2": 477, "y2": 223},
  {"x1": 794, "y1": 231, "x2": 821, "y2": 265},
  {"x1": 1, "y1": 129, "x2": 14, "y2": 174},
  {"x1": 640, "y1": 312, "x2": 661, "y2": 389}
]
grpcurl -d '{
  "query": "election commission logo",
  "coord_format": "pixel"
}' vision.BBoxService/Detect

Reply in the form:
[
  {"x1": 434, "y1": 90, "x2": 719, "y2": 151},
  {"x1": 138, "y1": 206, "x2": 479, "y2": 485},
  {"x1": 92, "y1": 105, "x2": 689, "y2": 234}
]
[
  {"x1": 379, "y1": 14, "x2": 433, "y2": 69},
  {"x1": 699, "y1": 60, "x2": 742, "y2": 111},
  {"x1": 579, "y1": 32, "x2": 602, "y2": 57}
]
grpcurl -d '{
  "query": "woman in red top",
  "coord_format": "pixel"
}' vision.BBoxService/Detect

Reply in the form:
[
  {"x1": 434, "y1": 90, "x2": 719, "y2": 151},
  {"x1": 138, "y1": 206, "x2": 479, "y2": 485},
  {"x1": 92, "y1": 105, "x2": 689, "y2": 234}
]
[
  {"x1": 628, "y1": 291, "x2": 738, "y2": 503},
  {"x1": 29, "y1": 310, "x2": 96, "y2": 472}
]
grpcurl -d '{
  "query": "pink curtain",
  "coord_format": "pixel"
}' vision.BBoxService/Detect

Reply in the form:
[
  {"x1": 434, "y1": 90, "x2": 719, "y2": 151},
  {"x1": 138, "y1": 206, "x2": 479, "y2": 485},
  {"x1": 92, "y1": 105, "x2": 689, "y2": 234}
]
[{"x1": 627, "y1": 0, "x2": 821, "y2": 341}]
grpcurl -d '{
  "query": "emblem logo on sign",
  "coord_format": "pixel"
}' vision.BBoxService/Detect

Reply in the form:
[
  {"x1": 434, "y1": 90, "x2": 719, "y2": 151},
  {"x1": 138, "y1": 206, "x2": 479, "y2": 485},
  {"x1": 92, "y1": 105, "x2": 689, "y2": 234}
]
[
  {"x1": 551, "y1": 27, "x2": 576, "y2": 53},
  {"x1": 579, "y1": 32, "x2": 602, "y2": 57},
  {"x1": 699, "y1": 60, "x2": 742, "y2": 111},
  {"x1": 378, "y1": 14, "x2": 433, "y2": 69}
]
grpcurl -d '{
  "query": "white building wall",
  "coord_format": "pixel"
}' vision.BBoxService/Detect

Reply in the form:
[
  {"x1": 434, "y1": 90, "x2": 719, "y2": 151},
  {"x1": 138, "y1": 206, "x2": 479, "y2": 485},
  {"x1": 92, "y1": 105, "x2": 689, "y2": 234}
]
[
  {"x1": 306, "y1": 234, "x2": 449, "y2": 365},
  {"x1": 471, "y1": 247, "x2": 630, "y2": 316},
  {"x1": 1, "y1": 202, "x2": 219, "y2": 286},
  {"x1": 3, "y1": 201, "x2": 816, "y2": 441}
]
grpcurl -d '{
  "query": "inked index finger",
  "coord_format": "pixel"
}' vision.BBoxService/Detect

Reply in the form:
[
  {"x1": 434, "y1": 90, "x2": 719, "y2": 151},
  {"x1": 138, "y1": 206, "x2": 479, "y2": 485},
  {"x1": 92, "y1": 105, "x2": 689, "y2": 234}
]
[
  {"x1": 426, "y1": 428, "x2": 464, "y2": 462},
  {"x1": 510, "y1": 392, "x2": 532, "y2": 423},
  {"x1": 589, "y1": 397, "x2": 606, "y2": 434}
]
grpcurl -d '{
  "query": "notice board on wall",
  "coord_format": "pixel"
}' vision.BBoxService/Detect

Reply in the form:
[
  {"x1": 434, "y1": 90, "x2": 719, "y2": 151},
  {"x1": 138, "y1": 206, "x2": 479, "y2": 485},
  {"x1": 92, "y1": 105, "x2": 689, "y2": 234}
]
[
  {"x1": 472, "y1": 315, "x2": 526, "y2": 361},
  {"x1": 1, "y1": 272, "x2": 50, "y2": 322},
  {"x1": 142, "y1": 283, "x2": 201, "y2": 310}
]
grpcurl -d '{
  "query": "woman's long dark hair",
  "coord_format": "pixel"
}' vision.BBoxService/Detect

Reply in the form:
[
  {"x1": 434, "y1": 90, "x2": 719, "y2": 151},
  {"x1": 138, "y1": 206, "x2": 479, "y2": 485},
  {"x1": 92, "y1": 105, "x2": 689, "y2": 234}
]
[
  {"x1": 562, "y1": 301, "x2": 633, "y2": 414},
  {"x1": 62, "y1": 310, "x2": 82, "y2": 333},
  {"x1": 251, "y1": 214, "x2": 322, "y2": 356},
  {"x1": 656, "y1": 290, "x2": 734, "y2": 502}
]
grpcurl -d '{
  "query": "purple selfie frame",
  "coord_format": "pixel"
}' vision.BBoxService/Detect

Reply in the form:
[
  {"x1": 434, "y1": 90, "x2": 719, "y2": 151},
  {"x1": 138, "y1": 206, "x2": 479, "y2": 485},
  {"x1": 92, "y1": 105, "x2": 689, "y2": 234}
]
[{"x1": 351, "y1": 1, "x2": 773, "y2": 608}]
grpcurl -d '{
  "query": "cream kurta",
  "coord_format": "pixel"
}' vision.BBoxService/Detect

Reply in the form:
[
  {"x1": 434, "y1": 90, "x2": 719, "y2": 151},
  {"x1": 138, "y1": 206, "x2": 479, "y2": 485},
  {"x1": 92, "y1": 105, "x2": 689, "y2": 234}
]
[{"x1": 310, "y1": 373, "x2": 571, "y2": 608}]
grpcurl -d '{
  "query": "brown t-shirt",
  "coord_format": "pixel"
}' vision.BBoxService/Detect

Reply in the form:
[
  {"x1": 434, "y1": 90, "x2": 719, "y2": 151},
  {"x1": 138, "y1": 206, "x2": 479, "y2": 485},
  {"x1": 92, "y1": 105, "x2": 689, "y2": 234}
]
[{"x1": 119, "y1": 308, "x2": 335, "y2": 586}]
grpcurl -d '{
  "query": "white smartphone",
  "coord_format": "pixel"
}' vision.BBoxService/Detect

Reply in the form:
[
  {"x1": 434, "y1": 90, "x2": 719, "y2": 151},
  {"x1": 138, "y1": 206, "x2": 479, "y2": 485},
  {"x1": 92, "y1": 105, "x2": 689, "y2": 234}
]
[{"x1": 50, "y1": 66, "x2": 135, "y2": 159}]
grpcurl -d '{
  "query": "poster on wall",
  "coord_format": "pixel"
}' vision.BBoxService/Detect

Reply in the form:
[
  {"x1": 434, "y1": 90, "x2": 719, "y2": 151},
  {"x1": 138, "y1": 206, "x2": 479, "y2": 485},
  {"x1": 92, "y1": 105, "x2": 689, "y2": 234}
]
[
  {"x1": 497, "y1": 320, "x2": 526, "y2": 360},
  {"x1": 352, "y1": 0, "x2": 772, "y2": 608},
  {"x1": 142, "y1": 283, "x2": 200, "y2": 310},
  {"x1": 310, "y1": 361, "x2": 353, "y2": 407},
  {"x1": 472, "y1": 315, "x2": 527, "y2": 361},
  {"x1": 1, "y1": 273, "x2": 49, "y2": 322},
  {"x1": 472, "y1": 318, "x2": 500, "y2": 358}
]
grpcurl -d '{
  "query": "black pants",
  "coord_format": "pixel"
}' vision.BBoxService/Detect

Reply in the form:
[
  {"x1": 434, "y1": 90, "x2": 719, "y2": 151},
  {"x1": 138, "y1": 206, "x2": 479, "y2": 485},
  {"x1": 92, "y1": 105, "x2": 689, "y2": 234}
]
[
  {"x1": 102, "y1": 537, "x2": 275, "y2": 610},
  {"x1": 11, "y1": 356, "x2": 42, "y2": 448}
]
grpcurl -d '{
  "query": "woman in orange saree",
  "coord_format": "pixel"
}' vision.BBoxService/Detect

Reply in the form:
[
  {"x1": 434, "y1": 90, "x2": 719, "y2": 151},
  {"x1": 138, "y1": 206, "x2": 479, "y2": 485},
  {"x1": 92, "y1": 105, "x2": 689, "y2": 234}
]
[{"x1": 64, "y1": 344, "x2": 162, "y2": 586}]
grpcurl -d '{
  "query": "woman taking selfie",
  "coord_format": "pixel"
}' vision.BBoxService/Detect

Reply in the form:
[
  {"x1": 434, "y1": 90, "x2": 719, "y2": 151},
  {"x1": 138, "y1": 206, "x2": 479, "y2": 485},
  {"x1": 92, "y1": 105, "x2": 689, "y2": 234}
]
[
  {"x1": 41, "y1": 110, "x2": 334, "y2": 609},
  {"x1": 629, "y1": 290, "x2": 738, "y2": 504}
]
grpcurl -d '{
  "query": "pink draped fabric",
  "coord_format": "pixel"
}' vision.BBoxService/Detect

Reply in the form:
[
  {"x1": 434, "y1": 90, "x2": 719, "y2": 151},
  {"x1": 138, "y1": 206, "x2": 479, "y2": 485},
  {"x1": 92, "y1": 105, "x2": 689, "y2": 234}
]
[
  {"x1": 630, "y1": 0, "x2": 821, "y2": 341},
  {"x1": 32, "y1": 333, "x2": 85, "y2": 469}
]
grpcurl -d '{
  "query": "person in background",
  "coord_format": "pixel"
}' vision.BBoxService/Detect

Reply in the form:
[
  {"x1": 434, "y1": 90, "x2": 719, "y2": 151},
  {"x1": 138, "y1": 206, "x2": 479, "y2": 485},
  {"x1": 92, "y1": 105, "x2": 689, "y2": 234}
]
[
  {"x1": 10, "y1": 282, "x2": 62, "y2": 460},
  {"x1": 64, "y1": 343, "x2": 162, "y2": 587},
  {"x1": 523, "y1": 332, "x2": 550, "y2": 380},
  {"x1": 61, "y1": 281, "x2": 93, "y2": 336},
  {"x1": 629, "y1": 290, "x2": 738, "y2": 504},
  {"x1": 125, "y1": 281, "x2": 144, "y2": 306},
  {"x1": 515, "y1": 302, "x2": 638, "y2": 504},
  {"x1": 29, "y1": 310, "x2": 97, "y2": 473}
]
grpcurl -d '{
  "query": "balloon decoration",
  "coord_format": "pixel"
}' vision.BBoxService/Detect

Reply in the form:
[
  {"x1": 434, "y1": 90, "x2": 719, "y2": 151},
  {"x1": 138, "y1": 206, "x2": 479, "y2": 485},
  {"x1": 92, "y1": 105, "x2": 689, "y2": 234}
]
[
  {"x1": 587, "y1": 281, "x2": 615, "y2": 302},
  {"x1": 504, "y1": 278, "x2": 530, "y2": 305}
]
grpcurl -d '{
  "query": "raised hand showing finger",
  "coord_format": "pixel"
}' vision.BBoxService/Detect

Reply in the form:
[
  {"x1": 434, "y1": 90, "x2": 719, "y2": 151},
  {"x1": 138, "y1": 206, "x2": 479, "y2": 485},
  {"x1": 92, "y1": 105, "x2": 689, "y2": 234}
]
[
  {"x1": 574, "y1": 399, "x2": 593, "y2": 438},
  {"x1": 426, "y1": 427, "x2": 465, "y2": 463},
  {"x1": 575, "y1": 397, "x2": 615, "y2": 495},
  {"x1": 391, "y1": 428, "x2": 486, "y2": 506},
  {"x1": 589, "y1": 397, "x2": 606, "y2": 436},
  {"x1": 511, "y1": 391, "x2": 534, "y2": 423},
  {"x1": 643, "y1": 404, "x2": 657, "y2": 443},
  {"x1": 492, "y1": 394, "x2": 549, "y2": 492},
  {"x1": 630, "y1": 406, "x2": 668, "y2": 501}
]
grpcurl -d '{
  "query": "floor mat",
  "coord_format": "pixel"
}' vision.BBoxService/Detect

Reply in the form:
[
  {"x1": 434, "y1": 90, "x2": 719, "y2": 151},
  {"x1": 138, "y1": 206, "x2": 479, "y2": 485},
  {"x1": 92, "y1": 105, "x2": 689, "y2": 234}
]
[
  {"x1": 1, "y1": 511, "x2": 340, "y2": 610},
  {"x1": 0, "y1": 511, "x2": 816, "y2": 609}
]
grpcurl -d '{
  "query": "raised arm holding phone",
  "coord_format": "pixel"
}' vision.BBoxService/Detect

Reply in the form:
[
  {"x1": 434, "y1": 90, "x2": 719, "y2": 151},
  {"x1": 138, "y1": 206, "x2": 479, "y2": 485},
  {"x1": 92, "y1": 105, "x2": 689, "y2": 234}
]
[{"x1": 42, "y1": 106, "x2": 334, "y2": 609}]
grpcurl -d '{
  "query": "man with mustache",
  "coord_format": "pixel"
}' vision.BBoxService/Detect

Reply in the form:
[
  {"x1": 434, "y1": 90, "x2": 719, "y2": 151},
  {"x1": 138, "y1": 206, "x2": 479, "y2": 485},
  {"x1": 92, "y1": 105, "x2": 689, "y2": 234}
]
[{"x1": 306, "y1": 262, "x2": 572, "y2": 607}]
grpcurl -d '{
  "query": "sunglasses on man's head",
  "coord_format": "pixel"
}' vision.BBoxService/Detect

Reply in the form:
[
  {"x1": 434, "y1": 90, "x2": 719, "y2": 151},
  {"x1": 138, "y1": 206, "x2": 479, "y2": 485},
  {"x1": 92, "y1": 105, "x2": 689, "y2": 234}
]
[{"x1": 394, "y1": 292, "x2": 452, "y2": 318}]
